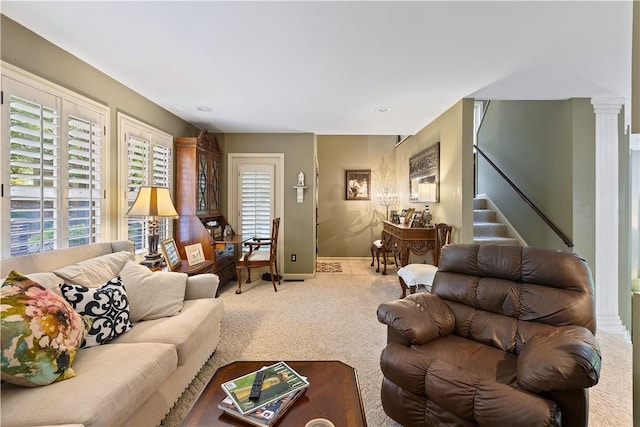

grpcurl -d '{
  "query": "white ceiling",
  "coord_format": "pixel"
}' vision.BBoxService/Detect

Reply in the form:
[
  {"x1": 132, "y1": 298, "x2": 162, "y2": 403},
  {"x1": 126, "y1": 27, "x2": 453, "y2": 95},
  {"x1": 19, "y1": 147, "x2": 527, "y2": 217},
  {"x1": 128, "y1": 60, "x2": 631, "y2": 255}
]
[{"x1": 1, "y1": 1, "x2": 633, "y2": 135}]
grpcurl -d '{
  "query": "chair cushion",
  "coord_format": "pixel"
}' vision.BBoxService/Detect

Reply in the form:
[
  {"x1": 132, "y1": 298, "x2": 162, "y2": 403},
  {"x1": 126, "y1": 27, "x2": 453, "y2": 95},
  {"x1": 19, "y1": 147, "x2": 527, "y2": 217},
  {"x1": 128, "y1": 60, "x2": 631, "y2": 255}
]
[
  {"x1": 240, "y1": 251, "x2": 271, "y2": 262},
  {"x1": 398, "y1": 264, "x2": 438, "y2": 287},
  {"x1": 373, "y1": 239, "x2": 383, "y2": 248}
]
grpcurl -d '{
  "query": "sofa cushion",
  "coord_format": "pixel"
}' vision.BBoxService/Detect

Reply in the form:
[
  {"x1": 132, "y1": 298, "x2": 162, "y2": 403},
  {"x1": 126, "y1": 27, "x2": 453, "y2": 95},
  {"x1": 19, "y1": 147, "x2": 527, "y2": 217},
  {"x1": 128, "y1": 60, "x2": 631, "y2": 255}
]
[
  {"x1": 54, "y1": 251, "x2": 134, "y2": 287},
  {"x1": 1, "y1": 272, "x2": 86, "y2": 387},
  {"x1": 60, "y1": 278, "x2": 133, "y2": 348},
  {"x1": 110, "y1": 298, "x2": 222, "y2": 366},
  {"x1": 0, "y1": 342, "x2": 178, "y2": 427},
  {"x1": 119, "y1": 261, "x2": 187, "y2": 322},
  {"x1": 25, "y1": 272, "x2": 64, "y2": 294}
]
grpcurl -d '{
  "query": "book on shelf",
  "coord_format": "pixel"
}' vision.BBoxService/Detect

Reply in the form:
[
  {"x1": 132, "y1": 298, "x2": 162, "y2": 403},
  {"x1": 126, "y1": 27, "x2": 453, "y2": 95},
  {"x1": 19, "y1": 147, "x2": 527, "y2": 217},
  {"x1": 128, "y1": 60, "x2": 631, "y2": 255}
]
[
  {"x1": 221, "y1": 361, "x2": 310, "y2": 415},
  {"x1": 218, "y1": 388, "x2": 305, "y2": 427}
]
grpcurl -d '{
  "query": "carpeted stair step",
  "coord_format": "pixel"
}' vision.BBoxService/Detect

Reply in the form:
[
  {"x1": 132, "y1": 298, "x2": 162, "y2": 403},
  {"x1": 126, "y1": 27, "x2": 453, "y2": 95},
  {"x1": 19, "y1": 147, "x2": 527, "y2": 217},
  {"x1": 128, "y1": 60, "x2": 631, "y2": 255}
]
[
  {"x1": 473, "y1": 198, "x2": 487, "y2": 210},
  {"x1": 473, "y1": 209, "x2": 496, "y2": 223},
  {"x1": 473, "y1": 197, "x2": 522, "y2": 246},
  {"x1": 474, "y1": 222, "x2": 507, "y2": 237},
  {"x1": 473, "y1": 236, "x2": 521, "y2": 245}
]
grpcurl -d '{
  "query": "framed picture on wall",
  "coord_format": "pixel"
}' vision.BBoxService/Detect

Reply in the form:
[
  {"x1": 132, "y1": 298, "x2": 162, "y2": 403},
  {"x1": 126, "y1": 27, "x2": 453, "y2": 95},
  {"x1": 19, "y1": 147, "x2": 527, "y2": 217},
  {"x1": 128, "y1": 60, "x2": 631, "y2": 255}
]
[{"x1": 345, "y1": 169, "x2": 371, "y2": 200}]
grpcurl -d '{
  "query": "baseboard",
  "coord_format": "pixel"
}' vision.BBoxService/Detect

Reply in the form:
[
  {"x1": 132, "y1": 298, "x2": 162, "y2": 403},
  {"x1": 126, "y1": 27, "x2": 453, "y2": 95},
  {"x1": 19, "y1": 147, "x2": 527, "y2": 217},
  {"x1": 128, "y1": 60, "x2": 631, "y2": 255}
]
[{"x1": 283, "y1": 273, "x2": 314, "y2": 281}]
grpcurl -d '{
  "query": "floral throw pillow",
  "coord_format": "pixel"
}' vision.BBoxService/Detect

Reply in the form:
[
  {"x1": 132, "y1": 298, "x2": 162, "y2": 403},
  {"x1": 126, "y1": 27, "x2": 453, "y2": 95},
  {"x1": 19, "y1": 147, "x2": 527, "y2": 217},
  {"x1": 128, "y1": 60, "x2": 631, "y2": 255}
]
[
  {"x1": 60, "y1": 278, "x2": 133, "y2": 348},
  {"x1": 1, "y1": 271, "x2": 86, "y2": 387}
]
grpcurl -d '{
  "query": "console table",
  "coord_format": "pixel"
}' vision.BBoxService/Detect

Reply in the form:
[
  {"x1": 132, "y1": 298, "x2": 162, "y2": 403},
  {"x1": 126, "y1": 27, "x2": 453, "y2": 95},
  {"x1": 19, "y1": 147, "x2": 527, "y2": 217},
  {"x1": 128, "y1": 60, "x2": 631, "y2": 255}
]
[{"x1": 381, "y1": 220, "x2": 439, "y2": 275}]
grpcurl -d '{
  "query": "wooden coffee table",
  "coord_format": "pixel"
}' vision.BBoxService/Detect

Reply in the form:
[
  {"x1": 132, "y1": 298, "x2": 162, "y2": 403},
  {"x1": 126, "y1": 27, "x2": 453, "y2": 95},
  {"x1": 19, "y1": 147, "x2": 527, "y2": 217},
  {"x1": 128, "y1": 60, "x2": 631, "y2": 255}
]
[{"x1": 180, "y1": 360, "x2": 367, "y2": 426}]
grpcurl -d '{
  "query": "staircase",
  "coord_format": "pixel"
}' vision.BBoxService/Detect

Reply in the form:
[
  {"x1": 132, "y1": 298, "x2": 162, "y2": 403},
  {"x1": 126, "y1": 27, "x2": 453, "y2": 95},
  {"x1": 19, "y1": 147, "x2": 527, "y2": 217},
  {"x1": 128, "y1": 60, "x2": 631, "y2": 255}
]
[{"x1": 473, "y1": 198, "x2": 520, "y2": 246}]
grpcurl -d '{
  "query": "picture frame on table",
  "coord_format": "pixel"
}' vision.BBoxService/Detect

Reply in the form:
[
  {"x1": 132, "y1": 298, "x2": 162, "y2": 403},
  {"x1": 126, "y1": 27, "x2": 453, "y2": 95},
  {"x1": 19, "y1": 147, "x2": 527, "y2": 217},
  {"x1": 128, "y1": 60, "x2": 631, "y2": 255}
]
[
  {"x1": 160, "y1": 238, "x2": 182, "y2": 271},
  {"x1": 345, "y1": 169, "x2": 371, "y2": 200},
  {"x1": 185, "y1": 243, "x2": 206, "y2": 266},
  {"x1": 403, "y1": 208, "x2": 415, "y2": 225},
  {"x1": 411, "y1": 211, "x2": 423, "y2": 228}
]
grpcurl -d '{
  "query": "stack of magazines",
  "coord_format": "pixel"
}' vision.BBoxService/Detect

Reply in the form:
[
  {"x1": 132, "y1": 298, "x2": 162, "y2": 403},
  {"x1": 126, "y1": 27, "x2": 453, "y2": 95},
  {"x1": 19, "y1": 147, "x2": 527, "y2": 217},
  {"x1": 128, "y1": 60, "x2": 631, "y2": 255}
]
[{"x1": 219, "y1": 361, "x2": 309, "y2": 426}]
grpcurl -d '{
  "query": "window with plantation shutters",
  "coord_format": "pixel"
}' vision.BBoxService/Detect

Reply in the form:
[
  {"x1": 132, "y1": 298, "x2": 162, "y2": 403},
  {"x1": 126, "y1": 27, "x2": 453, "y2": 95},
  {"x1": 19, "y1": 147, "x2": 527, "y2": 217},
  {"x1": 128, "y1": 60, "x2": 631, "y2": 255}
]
[
  {"x1": 238, "y1": 163, "x2": 274, "y2": 252},
  {"x1": 118, "y1": 113, "x2": 173, "y2": 254},
  {"x1": 1, "y1": 67, "x2": 109, "y2": 259},
  {"x1": 66, "y1": 111, "x2": 103, "y2": 247}
]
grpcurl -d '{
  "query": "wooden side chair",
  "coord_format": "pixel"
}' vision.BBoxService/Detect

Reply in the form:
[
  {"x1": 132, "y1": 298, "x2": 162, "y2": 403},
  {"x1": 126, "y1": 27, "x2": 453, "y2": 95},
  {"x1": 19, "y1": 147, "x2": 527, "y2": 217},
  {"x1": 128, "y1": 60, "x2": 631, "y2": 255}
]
[
  {"x1": 396, "y1": 223, "x2": 452, "y2": 297},
  {"x1": 370, "y1": 238, "x2": 398, "y2": 273},
  {"x1": 235, "y1": 217, "x2": 281, "y2": 294}
]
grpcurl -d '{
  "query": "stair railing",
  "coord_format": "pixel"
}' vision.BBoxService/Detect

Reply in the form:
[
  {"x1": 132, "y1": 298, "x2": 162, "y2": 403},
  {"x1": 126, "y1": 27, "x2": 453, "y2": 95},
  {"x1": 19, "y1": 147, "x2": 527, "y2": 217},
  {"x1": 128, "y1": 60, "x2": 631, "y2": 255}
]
[
  {"x1": 474, "y1": 101, "x2": 574, "y2": 249},
  {"x1": 473, "y1": 144, "x2": 574, "y2": 248}
]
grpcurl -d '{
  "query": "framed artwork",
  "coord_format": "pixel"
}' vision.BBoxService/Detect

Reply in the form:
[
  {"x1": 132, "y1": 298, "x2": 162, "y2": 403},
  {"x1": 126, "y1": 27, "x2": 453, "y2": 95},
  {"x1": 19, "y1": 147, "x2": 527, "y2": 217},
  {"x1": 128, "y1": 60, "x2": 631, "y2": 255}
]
[
  {"x1": 345, "y1": 169, "x2": 371, "y2": 200},
  {"x1": 160, "y1": 238, "x2": 181, "y2": 271},
  {"x1": 411, "y1": 210, "x2": 423, "y2": 228},
  {"x1": 185, "y1": 243, "x2": 205, "y2": 265},
  {"x1": 403, "y1": 208, "x2": 415, "y2": 225},
  {"x1": 409, "y1": 142, "x2": 440, "y2": 203}
]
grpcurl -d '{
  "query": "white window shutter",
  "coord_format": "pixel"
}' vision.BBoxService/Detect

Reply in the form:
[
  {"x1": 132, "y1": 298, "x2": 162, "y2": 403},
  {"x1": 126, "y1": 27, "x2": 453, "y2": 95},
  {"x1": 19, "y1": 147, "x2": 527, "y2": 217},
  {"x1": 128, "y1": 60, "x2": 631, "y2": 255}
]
[
  {"x1": 8, "y1": 91, "x2": 60, "y2": 256},
  {"x1": 239, "y1": 164, "x2": 274, "y2": 251},
  {"x1": 126, "y1": 134, "x2": 150, "y2": 252},
  {"x1": 66, "y1": 112, "x2": 103, "y2": 247}
]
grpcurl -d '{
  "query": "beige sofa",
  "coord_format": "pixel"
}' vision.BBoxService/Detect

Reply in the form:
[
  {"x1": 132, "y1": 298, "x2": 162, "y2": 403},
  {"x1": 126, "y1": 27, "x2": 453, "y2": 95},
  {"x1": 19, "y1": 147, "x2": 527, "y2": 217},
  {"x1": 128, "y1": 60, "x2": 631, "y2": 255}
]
[{"x1": 1, "y1": 241, "x2": 224, "y2": 427}]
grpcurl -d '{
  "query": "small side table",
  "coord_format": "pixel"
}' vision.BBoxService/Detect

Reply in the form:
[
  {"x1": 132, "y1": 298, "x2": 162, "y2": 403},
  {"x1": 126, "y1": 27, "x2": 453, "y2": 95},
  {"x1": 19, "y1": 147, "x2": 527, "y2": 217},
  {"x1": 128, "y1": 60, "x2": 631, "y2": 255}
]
[{"x1": 147, "y1": 259, "x2": 214, "y2": 276}]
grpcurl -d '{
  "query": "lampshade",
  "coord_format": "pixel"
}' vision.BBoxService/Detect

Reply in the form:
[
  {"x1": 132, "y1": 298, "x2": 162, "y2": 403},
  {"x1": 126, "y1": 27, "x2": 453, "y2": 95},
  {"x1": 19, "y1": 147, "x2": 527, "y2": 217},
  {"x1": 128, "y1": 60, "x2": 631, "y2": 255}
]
[{"x1": 127, "y1": 186, "x2": 179, "y2": 218}]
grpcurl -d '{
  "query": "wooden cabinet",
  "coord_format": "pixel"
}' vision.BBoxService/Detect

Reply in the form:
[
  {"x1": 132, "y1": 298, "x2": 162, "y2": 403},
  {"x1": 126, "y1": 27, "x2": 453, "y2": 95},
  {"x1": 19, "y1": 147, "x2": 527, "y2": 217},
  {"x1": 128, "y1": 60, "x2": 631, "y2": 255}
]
[
  {"x1": 176, "y1": 129, "x2": 220, "y2": 217},
  {"x1": 174, "y1": 130, "x2": 236, "y2": 285}
]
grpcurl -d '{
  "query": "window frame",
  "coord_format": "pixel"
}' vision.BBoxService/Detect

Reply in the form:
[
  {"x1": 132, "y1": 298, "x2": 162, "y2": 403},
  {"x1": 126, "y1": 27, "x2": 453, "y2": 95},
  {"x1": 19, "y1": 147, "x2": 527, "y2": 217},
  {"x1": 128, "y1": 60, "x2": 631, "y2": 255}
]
[
  {"x1": 117, "y1": 113, "x2": 174, "y2": 255},
  {"x1": 1, "y1": 62, "x2": 110, "y2": 259}
]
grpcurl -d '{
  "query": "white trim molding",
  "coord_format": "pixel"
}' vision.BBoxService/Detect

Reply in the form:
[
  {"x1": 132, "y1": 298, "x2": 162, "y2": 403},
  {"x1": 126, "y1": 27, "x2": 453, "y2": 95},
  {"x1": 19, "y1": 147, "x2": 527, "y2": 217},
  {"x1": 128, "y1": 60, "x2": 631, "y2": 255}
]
[{"x1": 591, "y1": 97, "x2": 630, "y2": 340}]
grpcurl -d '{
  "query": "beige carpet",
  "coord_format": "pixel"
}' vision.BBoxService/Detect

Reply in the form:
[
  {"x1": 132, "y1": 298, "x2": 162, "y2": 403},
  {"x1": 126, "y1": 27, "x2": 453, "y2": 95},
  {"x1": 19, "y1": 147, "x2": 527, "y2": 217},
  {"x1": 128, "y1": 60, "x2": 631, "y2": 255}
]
[{"x1": 161, "y1": 258, "x2": 633, "y2": 427}]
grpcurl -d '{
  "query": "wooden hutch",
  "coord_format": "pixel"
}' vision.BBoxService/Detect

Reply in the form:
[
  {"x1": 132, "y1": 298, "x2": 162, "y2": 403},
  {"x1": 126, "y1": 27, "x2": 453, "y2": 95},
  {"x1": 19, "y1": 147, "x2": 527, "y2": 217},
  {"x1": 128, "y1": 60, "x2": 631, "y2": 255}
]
[{"x1": 174, "y1": 129, "x2": 237, "y2": 284}]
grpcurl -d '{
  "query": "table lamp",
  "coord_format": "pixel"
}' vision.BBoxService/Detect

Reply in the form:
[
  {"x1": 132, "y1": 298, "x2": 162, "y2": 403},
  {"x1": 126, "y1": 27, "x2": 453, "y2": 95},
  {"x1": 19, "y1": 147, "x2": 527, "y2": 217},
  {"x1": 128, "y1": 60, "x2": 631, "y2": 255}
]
[{"x1": 127, "y1": 186, "x2": 179, "y2": 265}]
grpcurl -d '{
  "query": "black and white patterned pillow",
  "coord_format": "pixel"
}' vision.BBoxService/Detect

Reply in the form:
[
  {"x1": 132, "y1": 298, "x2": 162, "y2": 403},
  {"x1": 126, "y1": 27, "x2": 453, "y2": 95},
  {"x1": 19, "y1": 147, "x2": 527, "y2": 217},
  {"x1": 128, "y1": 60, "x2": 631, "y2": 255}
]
[{"x1": 60, "y1": 277, "x2": 133, "y2": 348}]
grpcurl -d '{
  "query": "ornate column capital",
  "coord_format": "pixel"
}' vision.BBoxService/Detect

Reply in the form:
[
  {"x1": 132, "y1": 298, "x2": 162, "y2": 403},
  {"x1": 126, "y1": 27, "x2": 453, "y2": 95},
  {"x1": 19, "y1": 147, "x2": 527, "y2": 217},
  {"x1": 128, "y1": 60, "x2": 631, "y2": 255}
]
[{"x1": 591, "y1": 97, "x2": 624, "y2": 114}]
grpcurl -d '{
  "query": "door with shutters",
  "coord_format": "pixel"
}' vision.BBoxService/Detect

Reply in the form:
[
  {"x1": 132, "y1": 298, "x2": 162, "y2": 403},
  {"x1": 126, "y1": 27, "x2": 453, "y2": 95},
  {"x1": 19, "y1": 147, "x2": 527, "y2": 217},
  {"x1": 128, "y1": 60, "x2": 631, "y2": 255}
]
[
  {"x1": 229, "y1": 154, "x2": 284, "y2": 270},
  {"x1": 238, "y1": 163, "x2": 274, "y2": 247}
]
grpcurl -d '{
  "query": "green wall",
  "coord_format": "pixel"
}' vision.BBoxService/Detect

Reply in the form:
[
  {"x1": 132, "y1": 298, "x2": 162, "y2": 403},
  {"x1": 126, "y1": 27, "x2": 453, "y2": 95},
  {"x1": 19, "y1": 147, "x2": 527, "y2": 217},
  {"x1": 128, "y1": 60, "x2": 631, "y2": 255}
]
[
  {"x1": 1, "y1": 15, "x2": 200, "y2": 239},
  {"x1": 223, "y1": 134, "x2": 316, "y2": 276},
  {"x1": 477, "y1": 100, "x2": 576, "y2": 250},
  {"x1": 395, "y1": 99, "x2": 476, "y2": 245},
  {"x1": 316, "y1": 135, "x2": 397, "y2": 257}
]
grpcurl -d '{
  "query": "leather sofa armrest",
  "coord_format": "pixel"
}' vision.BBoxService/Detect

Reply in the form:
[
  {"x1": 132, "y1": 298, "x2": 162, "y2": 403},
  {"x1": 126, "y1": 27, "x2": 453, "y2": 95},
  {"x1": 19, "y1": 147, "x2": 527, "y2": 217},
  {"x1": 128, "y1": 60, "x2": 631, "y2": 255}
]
[
  {"x1": 377, "y1": 293, "x2": 455, "y2": 345},
  {"x1": 518, "y1": 325, "x2": 602, "y2": 393},
  {"x1": 185, "y1": 273, "x2": 220, "y2": 300}
]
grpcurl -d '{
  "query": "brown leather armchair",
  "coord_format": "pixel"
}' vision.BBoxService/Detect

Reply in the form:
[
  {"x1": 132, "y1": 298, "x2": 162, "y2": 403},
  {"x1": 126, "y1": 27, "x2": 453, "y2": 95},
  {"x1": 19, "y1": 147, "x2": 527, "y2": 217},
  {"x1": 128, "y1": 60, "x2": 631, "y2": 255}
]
[{"x1": 377, "y1": 244, "x2": 601, "y2": 427}]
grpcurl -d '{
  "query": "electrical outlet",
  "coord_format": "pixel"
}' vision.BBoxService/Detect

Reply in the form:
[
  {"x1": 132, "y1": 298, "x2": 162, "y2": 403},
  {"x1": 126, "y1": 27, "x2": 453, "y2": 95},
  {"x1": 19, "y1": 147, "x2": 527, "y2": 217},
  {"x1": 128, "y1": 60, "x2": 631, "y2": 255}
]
[{"x1": 291, "y1": 254, "x2": 297, "y2": 262}]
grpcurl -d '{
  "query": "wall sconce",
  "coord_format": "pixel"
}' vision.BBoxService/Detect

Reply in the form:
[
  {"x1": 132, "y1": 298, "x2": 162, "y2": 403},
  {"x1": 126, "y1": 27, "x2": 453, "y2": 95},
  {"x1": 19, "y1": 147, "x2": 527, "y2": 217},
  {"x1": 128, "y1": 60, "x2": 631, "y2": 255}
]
[
  {"x1": 293, "y1": 172, "x2": 307, "y2": 203},
  {"x1": 127, "y1": 186, "x2": 179, "y2": 265}
]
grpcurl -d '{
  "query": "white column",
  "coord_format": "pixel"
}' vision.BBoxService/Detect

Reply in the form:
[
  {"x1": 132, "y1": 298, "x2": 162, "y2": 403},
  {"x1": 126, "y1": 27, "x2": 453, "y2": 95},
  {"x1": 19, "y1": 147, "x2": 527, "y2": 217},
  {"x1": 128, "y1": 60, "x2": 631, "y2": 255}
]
[
  {"x1": 631, "y1": 134, "x2": 640, "y2": 290},
  {"x1": 591, "y1": 97, "x2": 628, "y2": 339}
]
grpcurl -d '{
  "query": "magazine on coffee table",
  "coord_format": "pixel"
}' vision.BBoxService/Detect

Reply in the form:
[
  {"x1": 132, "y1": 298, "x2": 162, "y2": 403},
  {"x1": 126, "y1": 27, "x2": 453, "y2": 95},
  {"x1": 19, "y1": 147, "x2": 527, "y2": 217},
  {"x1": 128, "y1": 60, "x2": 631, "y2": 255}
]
[
  {"x1": 221, "y1": 361, "x2": 309, "y2": 415},
  {"x1": 218, "y1": 388, "x2": 306, "y2": 426}
]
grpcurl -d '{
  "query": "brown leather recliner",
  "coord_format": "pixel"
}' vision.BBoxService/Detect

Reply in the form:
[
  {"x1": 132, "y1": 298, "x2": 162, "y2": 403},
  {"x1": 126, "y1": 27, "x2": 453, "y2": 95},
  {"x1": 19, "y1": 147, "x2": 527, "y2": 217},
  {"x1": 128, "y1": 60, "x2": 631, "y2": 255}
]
[{"x1": 377, "y1": 244, "x2": 601, "y2": 427}]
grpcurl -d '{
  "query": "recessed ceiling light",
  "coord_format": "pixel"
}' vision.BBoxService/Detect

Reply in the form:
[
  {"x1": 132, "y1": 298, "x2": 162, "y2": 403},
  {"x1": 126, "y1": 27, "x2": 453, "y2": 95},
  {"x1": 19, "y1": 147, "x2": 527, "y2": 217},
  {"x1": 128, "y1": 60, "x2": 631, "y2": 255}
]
[
  {"x1": 196, "y1": 106, "x2": 212, "y2": 112},
  {"x1": 375, "y1": 106, "x2": 392, "y2": 113}
]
